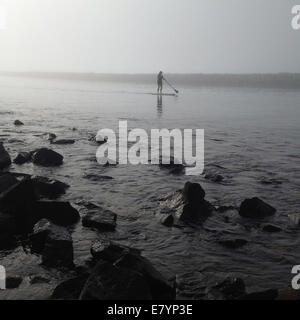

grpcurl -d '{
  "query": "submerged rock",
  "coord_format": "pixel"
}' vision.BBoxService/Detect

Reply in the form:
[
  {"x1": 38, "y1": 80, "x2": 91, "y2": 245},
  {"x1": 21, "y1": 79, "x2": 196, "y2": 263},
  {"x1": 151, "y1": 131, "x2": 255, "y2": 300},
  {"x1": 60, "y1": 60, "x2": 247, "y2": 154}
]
[
  {"x1": 30, "y1": 219, "x2": 74, "y2": 268},
  {"x1": 51, "y1": 139, "x2": 75, "y2": 145},
  {"x1": 159, "y1": 156, "x2": 185, "y2": 174},
  {"x1": 6, "y1": 277, "x2": 23, "y2": 289},
  {"x1": 80, "y1": 260, "x2": 152, "y2": 300},
  {"x1": 213, "y1": 277, "x2": 246, "y2": 300},
  {"x1": 91, "y1": 239, "x2": 141, "y2": 263},
  {"x1": 262, "y1": 224, "x2": 282, "y2": 233},
  {"x1": 82, "y1": 207, "x2": 117, "y2": 231},
  {"x1": 32, "y1": 148, "x2": 63, "y2": 167},
  {"x1": 204, "y1": 173, "x2": 224, "y2": 183},
  {"x1": 0, "y1": 143, "x2": 11, "y2": 169},
  {"x1": 14, "y1": 120, "x2": 24, "y2": 126},
  {"x1": 239, "y1": 197, "x2": 276, "y2": 219},
  {"x1": 218, "y1": 238, "x2": 248, "y2": 249},
  {"x1": 13, "y1": 152, "x2": 31, "y2": 165}
]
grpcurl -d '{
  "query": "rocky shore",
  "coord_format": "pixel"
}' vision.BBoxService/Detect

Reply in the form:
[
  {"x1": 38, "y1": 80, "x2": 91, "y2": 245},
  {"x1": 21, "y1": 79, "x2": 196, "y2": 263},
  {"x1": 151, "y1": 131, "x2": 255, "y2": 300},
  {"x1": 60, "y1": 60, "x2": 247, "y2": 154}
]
[{"x1": 0, "y1": 123, "x2": 300, "y2": 300}]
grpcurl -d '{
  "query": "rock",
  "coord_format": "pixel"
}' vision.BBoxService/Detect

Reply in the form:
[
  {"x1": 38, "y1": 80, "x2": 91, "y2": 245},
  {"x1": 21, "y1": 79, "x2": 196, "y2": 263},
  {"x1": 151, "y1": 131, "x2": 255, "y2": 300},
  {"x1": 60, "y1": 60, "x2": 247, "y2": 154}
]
[
  {"x1": 31, "y1": 176, "x2": 69, "y2": 199},
  {"x1": 0, "y1": 143, "x2": 11, "y2": 169},
  {"x1": 32, "y1": 201, "x2": 80, "y2": 227},
  {"x1": 89, "y1": 134, "x2": 107, "y2": 145},
  {"x1": 240, "y1": 289, "x2": 278, "y2": 300},
  {"x1": 0, "y1": 179, "x2": 38, "y2": 234},
  {"x1": 288, "y1": 214, "x2": 300, "y2": 226},
  {"x1": 115, "y1": 253, "x2": 175, "y2": 300},
  {"x1": 216, "y1": 205, "x2": 237, "y2": 213},
  {"x1": 83, "y1": 174, "x2": 114, "y2": 181},
  {"x1": 159, "y1": 182, "x2": 214, "y2": 224},
  {"x1": 0, "y1": 213, "x2": 17, "y2": 249},
  {"x1": 160, "y1": 214, "x2": 174, "y2": 227},
  {"x1": 14, "y1": 120, "x2": 24, "y2": 126},
  {"x1": 51, "y1": 139, "x2": 75, "y2": 145},
  {"x1": 48, "y1": 133, "x2": 57, "y2": 141},
  {"x1": 218, "y1": 238, "x2": 248, "y2": 249},
  {"x1": 90, "y1": 239, "x2": 141, "y2": 263},
  {"x1": 239, "y1": 197, "x2": 276, "y2": 219},
  {"x1": 79, "y1": 260, "x2": 152, "y2": 300},
  {"x1": 6, "y1": 276, "x2": 23, "y2": 289},
  {"x1": 213, "y1": 277, "x2": 246, "y2": 300},
  {"x1": 159, "y1": 156, "x2": 185, "y2": 174},
  {"x1": 0, "y1": 173, "x2": 18, "y2": 194},
  {"x1": 32, "y1": 148, "x2": 63, "y2": 167},
  {"x1": 82, "y1": 208, "x2": 117, "y2": 231},
  {"x1": 262, "y1": 224, "x2": 282, "y2": 233},
  {"x1": 13, "y1": 152, "x2": 31, "y2": 165},
  {"x1": 29, "y1": 219, "x2": 74, "y2": 268},
  {"x1": 205, "y1": 173, "x2": 224, "y2": 183},
  {"x1": 51, "y1": 276, "x2": 88, "y2": 300}
]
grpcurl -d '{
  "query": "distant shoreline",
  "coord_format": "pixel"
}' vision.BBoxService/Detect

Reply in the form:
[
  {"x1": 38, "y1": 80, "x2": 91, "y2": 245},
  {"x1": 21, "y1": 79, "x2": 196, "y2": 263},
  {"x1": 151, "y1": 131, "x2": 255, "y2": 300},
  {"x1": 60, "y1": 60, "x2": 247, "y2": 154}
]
[{"x1": 1, "y1": 71, "x2": 300, "y2": 89}]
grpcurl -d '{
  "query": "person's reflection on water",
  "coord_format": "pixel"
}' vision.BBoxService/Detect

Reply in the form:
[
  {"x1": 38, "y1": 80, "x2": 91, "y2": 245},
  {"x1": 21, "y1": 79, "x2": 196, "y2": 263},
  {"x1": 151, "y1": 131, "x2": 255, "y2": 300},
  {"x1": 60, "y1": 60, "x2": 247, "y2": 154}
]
[{"x1": 157, "y1": 94, "x2": 163, "y2": 117}]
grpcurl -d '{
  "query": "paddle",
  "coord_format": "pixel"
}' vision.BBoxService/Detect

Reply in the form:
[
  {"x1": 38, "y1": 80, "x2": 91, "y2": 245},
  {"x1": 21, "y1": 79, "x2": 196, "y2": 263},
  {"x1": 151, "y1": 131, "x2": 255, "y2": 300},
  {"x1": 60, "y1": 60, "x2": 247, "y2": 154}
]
[{"x1": 163, "y1": 78, "x2": 179, "y2": 94}]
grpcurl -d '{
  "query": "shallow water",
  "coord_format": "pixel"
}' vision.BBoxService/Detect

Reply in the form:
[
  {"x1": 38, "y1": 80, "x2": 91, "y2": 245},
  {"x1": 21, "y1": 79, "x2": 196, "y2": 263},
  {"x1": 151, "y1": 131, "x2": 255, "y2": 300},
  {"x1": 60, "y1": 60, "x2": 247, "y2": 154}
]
[{"x1": 0, "y1": 74, "x2": 300, "y2": 299}]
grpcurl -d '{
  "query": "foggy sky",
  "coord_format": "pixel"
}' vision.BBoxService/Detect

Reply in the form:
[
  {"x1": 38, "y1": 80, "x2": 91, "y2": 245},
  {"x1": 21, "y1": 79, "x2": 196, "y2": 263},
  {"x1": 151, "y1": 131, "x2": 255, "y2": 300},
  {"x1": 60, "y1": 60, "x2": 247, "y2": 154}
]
[{"x1": 0, "y1": 0, "x2": 299, "y2": 73}]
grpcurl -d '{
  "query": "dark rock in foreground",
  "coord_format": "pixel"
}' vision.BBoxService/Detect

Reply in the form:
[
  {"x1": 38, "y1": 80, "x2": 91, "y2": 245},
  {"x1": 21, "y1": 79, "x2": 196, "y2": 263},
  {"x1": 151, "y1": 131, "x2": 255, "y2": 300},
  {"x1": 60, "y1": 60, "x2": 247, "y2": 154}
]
[
  {"x1": 0, "y1": 143, "x2": 11, "y2": 169},
  {"x1": 0, "y1": 213, "x2": 17, "y2": 249},
  {"x1": 32, "y1": 201, "x2": 80, "y2": 227},
  {"x1": 32, "y1": 176, "x2": 70, "y2": 199},
  {"x1": 80, "y1": 260, "x2": 152, "y2": 300},
  {"x1": 51, "y1": 276, "x2": 88, "y2": 300},
  {"x1": 213, "y1": 277, "x2": 246, "y2": 300},
  {"x1": 14, "y1": 152, "x2": 31, "y2": 165},
  {"x1": 30, "y1": 219, "x2": 74, "y2": 268},
  {"x1": 82, "y1": 207, "x2": 117, "y2": 231},
  {"x1": 32, "y1": 148, "x2": 63, "y2": 167},
  {"x1": 0, "y1": 173, "x2": 18, "y2": 194},
  {"x1": 239, "y1": 197, "x2": 276, "y2": 219}
]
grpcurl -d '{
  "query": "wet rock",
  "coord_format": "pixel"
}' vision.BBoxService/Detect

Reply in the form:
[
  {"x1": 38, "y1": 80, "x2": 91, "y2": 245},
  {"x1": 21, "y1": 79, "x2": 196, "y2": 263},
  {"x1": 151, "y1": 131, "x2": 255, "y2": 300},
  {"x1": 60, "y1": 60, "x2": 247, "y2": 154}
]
[
  {"x1": 0, "y1": 143, "x2": 11, "y2": 169},
  {"x1": 13, "y1": 152, "x2": 31, "y2": 165},
  {"x1": 51, "y1": 139, "x2": 75, "y2": 145},
  {"x1": 48, "y1": 133, "x2": 57, "y2": 141},
  {"x1": 288, "y1": 214, "x2": 300, "y2": 226},
  {"x1": 91, "y1": 239, "x2": 141, "y2": 263},
  {"x1": 0, "y1": 213, "x2": 17, "y2": 249},
  {"x1": 6, "y1": 277, "x2": 23, "y2": 289},
  {"x1": 88, "y1": 134, "x2": 107, "y2": 145},
  {"x1": 80, "y1": 260, "x2": 152, "y2": 300},
  {"x1": 159, "y1": 182, "x2": 214, "y2": 224},
  {"x1": 31, "y1": 176, "x2": 70, "y2": 199},
  {"x1": 0, "y1": 173, "x2": 18, "y2": 194},
  {"x1": 14, "y1": 120, "x2": 24, "y2": 126},
  {"x1": 262, "y1": 224, "x2": 282, "y2": 233},
  {"x1": 115, "y1": 253, "x2": 175, "y2": 300},
  {"x1": 160, "y1": 214, "x2": 174, "y2": 227},
  {"x1": 213, "y1": 277, "x2": 246, "y2": 300},
  {"x1": 0, "y1": 179, "x2": 38, "y2": 234},
  {"x1": 32, "y1": 201, "x2": 80, "y2": 227},
  {"x1": 218, "y1": 238, "x2": 248, "y2": 249},
  {"x1": 30, "y1": 219, "x2": 74, "y2": 268},
  {"x1": 51, "y1": 276, "x2": 88, "y2": 300},
  {"x1": 216, "y1": 205, "x2": 237, "y2": 213},
  {"x1": 239, "y1": 197, "x2": 276, "y2": 219},
  {"x1": 240, "y1": 289, "x2": 278, "y2": 300},
  {"x1": 205, "y1": 173, "x2": 224, "y2": 183},
  {"x1": 159, "y1": 156, "x2": 185, "y2": 174},
  {"x1": 32, "y1": 148, "x2": 63, "y2": 167},
  {"x1": 82, "y1": 208, "x2": 117, "y2": 231}
]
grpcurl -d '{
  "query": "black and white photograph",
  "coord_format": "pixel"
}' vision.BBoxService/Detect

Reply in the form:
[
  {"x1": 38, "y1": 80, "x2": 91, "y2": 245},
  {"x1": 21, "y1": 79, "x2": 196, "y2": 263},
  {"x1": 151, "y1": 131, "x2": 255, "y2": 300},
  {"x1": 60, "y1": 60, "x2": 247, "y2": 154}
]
[{"x1": 0, "y1": 0, "x2": 300, "y2": 310}]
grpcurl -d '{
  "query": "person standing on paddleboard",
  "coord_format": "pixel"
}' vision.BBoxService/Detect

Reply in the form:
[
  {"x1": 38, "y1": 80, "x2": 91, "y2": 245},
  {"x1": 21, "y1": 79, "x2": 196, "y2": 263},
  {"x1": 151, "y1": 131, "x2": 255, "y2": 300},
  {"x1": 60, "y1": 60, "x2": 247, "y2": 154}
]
[{"x1": 157, "y1": 71, "x2": 164, "y2": 94}]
